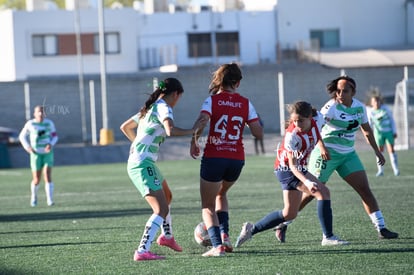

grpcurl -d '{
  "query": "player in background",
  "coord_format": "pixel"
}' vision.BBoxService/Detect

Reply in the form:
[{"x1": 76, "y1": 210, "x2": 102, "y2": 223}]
[
  {"x1": 190, "y1": 63, "x2": 263, "y2": 257},
  {"x1": 235, "y1": 101, "x2": 348, "y2": 248},
  {"x1": 121, "y1": 78, "x2": 205, "y2": 261},
  {"x1": 278, "y1": 76, "x2": 398, "y2": 241},
  {"x1": 254, "y1": 113, "x2": 265, "y2": 155},
  {"x1": 19, "y1": 105, "x2": 58, "y2": 207},
  {"x1": 367, "y1": 92, "x2": 399, "y2": 176}
]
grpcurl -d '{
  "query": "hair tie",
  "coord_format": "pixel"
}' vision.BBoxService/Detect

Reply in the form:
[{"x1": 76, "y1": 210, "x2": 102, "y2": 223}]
[{"x1": 158, "y1": 81, "x2": 167, "y2": 92}]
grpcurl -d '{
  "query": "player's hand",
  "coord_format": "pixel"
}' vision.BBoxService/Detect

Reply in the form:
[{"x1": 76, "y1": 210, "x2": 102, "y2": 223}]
[
  {"x1": 376, "y1": 152, "x2": 386, "y2": 166},
  {"x1": 44, "y1": 144, "x2": 51, "y2": 153},
  {"x1": 304, "y1": 179, "x2": 318, "y2": 193},
  {"x1": 192, "y1": 117, "x2": 208, "y2": 134},
  {"x1": 190, "y1": 141, "x2": 200, "y2": 159},
  {"x1": 320, "y1": 148, "x2": 330, "y2": 160}
]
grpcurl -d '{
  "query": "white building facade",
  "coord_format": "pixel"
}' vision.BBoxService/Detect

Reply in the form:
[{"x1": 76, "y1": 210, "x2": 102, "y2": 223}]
[{"x1": 0, "y1": 0, "x2": 412, "y2": 82}]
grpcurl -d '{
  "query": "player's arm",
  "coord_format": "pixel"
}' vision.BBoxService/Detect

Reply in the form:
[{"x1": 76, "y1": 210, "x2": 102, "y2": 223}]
[
  {"x1": 248, "y1": 120, "x2": 263, "y2": 140},
  {"x1": 120, "y1": 118, "x2": 138, "y2": 142},
  {"x1": 163, "y1": 115, "x2": 206, "y2": 137},
  {"x1": 48, "y1": 121, "x2": 58, "y2": 147},
  {"x1": 360, "y1": 122, "x2": 385, "y2": 165},
  {"x1": 317, "y1": 139, "x2": 330, "y2": 160},
  {"x1": 190, "y1": 112, "x2": 209, "y2": 159},
  {"x1": 18, "y1": 124, "x2": 33, "y2": 154},
  {"x1": 247, "y1": 102, "x2": 263, "y2": 140},
  {"x1": 287, "y1": 153, "x2": 318, "y2": 194}
]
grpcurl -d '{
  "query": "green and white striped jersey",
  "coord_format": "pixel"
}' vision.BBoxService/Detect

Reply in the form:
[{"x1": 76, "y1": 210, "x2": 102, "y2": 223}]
[
  {"x1": 320, "y1": 98, "x2": 368, "y2": 154},
  {"x1": 128, "y1": 98, "x2": 173, "y2": 164},
  {"x1": 19, "y1": 118, "x2": 58, "y2": 154},
  {"x1": 367, "y1": 105, "x2": 396, "y2": 134}
]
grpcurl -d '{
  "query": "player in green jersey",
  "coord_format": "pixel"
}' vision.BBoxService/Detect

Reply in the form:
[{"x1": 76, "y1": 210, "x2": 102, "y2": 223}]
[
  {"x1": 367, "y1": 93, "x2": 399, "y2": 176},
  {"x1": 19, "y1": 105, "x2": 58, "y2": 207},
  {"x1": 120, "y1": 78, "x2": 205, "y2": 261}
]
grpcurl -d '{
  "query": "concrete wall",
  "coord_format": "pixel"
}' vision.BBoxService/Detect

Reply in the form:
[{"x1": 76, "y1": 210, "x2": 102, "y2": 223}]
[{"x1": 0, "y1": 63, "x2": 411, "y2": 144}]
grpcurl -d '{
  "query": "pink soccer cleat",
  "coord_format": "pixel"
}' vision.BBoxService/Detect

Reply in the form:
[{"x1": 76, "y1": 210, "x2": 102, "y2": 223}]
[
  {"x1": 157, "y1": 235, "x2": 183, "y2": 252},
  {"x1": 133, "y1": 250, "x2": 165, "y2": 261}
]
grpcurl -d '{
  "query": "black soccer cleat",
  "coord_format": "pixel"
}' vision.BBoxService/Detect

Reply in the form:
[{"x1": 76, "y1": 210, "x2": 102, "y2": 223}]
[{"x1": 379, "y1": 228, "x2": 399, "y2": 239}]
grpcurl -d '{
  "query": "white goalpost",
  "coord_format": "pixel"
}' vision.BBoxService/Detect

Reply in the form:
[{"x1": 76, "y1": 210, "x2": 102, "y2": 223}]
[{"x1": 393, "y1": 66, "x2": 413, "y2": 150}]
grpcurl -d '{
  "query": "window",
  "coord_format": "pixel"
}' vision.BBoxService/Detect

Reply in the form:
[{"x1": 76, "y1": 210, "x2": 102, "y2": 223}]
[
  {"x1": 93, "y1": 32, "x2": 121, "y2": 54},
  {"x1": 188, "y1": 33, "x2": 212, "y2": 57},
  {"x1": 32, "y1": 35, "x2": 57, "y2": 56},
  {"x1": 32, "y1": 32, "x2": 120, "y2": 56},
  {"x1": 310, "y1": 29, "x2": 340, "y2": 48},
  {"x1": 188, "y1": 32, "x2": 240, "y2": 57},
  {"x1": 216, "y1": 32, "x2": 239, "y2": 56}
]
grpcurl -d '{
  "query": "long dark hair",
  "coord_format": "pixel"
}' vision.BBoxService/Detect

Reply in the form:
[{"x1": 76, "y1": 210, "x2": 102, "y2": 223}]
[
  {"x1": 326, "y1": 75, "x2": 356, "y2": 98},
  {"x1": 138, "y1": 77, "x2": 184, "y2": 119},
  {"x1": 208, "y1": 63, "x2": 243, "y2": 94}
]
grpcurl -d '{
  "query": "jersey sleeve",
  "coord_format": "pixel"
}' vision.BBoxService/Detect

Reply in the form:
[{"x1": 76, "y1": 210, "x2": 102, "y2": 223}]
[
  {"x1": 18, "y1": 121, "x2": 31, "y2": 150},
  {"x1": 200, "y1": 97, "x2": 212, "y2": 116},
  {"x1": 131, "y1": 113, "x2": 140, "y2": 123},
  {"x1": 313, "y1": 111, "x2": 325, "y2": 131},
  {"x1": 157, "y1": 101, "x2": 174, "y2": 122},
  {"x1": 247, "y1": 101, "x2": 259, "y2": 123},
  {"x1": 320, "y1": 99, "x2": 334, "y2": 122},
  {"x1": 284, "y1": 131, "x2": 301, "y2": 153}
]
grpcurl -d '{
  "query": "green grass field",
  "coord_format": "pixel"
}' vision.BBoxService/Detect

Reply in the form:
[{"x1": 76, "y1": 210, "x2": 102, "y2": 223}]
[{"x1": 1, "y1": 150, "x2": 413, "y2": 274}]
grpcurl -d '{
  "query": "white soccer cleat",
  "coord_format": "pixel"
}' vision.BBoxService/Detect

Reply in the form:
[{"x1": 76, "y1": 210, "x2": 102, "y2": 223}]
[
  {"x1": 321, "y1": 235, "x2": 349, "y2": 246},
  {"x1": 235, "y1": 222, "x2": 254, "y2": 248}
]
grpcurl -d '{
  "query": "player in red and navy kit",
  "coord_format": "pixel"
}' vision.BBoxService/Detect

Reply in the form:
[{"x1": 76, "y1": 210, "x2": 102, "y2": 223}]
[
  {"x1": 190, "y1": 63, "x2": 263, "y2": 256},
  {"x1": 235, "y1": 101, "x2": 348, "y2": 248}
]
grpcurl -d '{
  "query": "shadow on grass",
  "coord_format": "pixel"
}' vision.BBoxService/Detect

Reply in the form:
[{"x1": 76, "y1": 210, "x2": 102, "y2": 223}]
[
  {"x1": 0, "y1": 208, "x2": 147, "y2": 223},
  {"x1": 234, "y1": 246, "x2": 414, "y2": 256},
  {"x1": 0, "y1": 206, "x2": 200, "y2": 223},
  {"x1": 0, "y1": 268, "x2": 42, "y2": 275},
  {"x1": 0, "y1": 225, "x2": 133, "y2": 235},
  {"x1": 0, "y1": 241, "x2": 109, "y2": 250}
]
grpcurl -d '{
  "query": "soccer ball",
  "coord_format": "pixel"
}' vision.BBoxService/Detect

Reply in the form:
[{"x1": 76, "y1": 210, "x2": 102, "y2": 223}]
[{"x1": 194, "y1": 221, "x2": 212, "y2": 247}]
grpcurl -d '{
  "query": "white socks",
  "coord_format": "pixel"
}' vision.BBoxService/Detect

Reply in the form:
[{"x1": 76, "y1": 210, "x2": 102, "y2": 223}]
[
  {"x1": 376, "y1": 153, "x2": 399, "y2": 176},
  {"x1": 31, "y1": 183, "x2": 39, "y2": 203},
  {"x1": 138, "y1": 214, "x2": 163, "y2": 253},
  {"x1": 30, "y1": 182, "x2": 54, "y2": 206},
  {"x1": 369, "y1": 211, "x2": 385, "y2": 231},
  {"x1": 45, "y1": 182, "x2": 54, "y2": 206},
  {"x1": 389, "y1": 153, "x2": 399, "y2": 176}
]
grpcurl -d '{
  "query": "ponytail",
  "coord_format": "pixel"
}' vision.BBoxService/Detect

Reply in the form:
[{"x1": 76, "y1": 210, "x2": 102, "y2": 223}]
[{"x1": 138, "y1": 77, "x2": 184, "y2": 119}]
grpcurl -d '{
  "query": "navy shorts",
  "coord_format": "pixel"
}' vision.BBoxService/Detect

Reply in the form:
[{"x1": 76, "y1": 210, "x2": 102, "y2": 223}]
[
  {"x1": 274, "y1": 168, "x2": 308, "y2": 191},
  {"x1": 200, "y1": 157, "x2": 245, "y2": 182}
]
